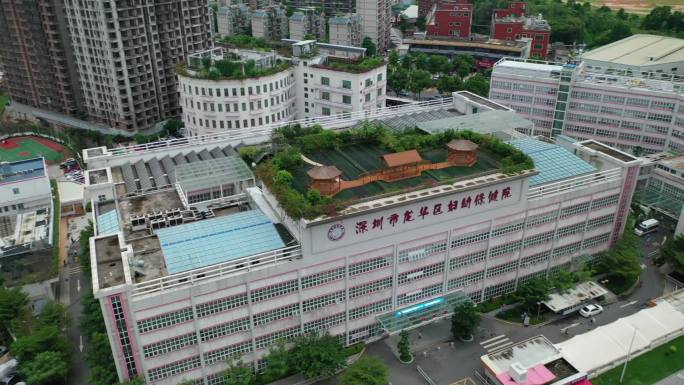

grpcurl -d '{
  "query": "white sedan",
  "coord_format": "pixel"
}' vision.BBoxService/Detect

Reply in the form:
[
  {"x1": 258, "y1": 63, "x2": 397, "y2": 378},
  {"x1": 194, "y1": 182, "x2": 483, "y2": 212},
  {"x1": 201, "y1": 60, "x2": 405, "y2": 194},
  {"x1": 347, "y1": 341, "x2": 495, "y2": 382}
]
[{"x1": 579, "y1": 304, "x2": 603, "y2": 318}]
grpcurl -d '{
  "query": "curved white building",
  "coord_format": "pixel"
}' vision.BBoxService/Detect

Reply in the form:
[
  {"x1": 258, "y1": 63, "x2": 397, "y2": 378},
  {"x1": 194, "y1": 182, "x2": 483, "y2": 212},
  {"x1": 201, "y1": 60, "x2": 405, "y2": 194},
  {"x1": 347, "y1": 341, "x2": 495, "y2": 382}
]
[{"x1": 179, "y1": 50, "x2": 296, "y2": 137}]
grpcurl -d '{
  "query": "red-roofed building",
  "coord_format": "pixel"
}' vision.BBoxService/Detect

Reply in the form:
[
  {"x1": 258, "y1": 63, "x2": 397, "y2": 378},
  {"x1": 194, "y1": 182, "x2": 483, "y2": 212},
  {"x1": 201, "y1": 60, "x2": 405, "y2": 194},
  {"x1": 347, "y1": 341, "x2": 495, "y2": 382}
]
[
  {"x1": 425, "y1": 0, "x2": 473, "y2": 39},
  {"x1": 491, "y1": 2, "x2": 550, "y2": 58},
  {"x1": 493, "y1": 1, "x2": 528, "y2": 18}
]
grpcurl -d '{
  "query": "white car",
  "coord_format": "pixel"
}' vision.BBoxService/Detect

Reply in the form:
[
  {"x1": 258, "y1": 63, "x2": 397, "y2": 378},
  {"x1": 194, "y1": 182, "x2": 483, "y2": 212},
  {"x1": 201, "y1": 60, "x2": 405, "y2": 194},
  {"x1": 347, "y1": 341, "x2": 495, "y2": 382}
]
[{"x1": 579, "y1": 304, "x2": 603, "y2": 318}]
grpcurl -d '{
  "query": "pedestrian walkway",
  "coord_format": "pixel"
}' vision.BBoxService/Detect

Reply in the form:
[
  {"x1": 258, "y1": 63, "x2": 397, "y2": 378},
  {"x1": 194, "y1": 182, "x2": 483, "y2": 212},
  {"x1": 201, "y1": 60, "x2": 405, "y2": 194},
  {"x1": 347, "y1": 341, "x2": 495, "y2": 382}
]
[
  {"x1": 654, "y1": 368, "x2": 684, "y2": 385},
  {"x1": 479, "y1": 334, "x2": 512, "y2": 353}
]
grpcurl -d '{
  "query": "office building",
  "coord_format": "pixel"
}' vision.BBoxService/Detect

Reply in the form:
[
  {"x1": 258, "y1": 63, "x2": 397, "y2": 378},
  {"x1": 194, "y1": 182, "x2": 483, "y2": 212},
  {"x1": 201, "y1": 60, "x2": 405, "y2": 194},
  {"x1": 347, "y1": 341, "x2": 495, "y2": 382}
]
[
  {"x1": 328, "y1": 14, "x2": 363, "y2": 47},
  {"x1": 251, "y1": 5, "x2": 289, "y2": 41},
  {"x1": 635, "y1": 153, "x2": 684, "y2": 233},
  {"x1": 63, "y1": 0, "x2": 212, "y2": 131},
  {"x1": 178, "y1": 41, "x2": 387, "y2": 136},
  {"x1": 0, "y1": 0, "x2": 82, "y2": 115},
  {"x1": 217, "y1": 5, "x2": 251, "y2": 37},
  {"x1": 425, "y1": 1, "x2": 473, "y2": 39},
  {"x1": 489, "y1": 53, "x2": 684, "y2": 154},
  {"x1": 83, "y1": 92, "x2": 639, "y2": 384},
  {"x1": 356, "y1": 0, "x2": 392, "y2": 52},
  {"x1": 289, "y1": 8, "x2": 326, "y2": 41}
]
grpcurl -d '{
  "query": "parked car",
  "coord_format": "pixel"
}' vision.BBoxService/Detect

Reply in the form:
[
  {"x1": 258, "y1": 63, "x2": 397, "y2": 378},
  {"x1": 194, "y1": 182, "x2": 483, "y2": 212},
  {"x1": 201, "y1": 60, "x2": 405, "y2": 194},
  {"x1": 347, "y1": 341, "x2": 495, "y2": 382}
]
[
  {"x1": 634, "y1": 219, "x2": 659, "y2": 236},
  {"x1": 579, "y1": 304, "x2": 603, "y2": 318},
  {"x1": 0, "y1": 346, "x2": 7, "y2": 357},
  {"x1": 0, "y1": 360, "x2": 17, "y2": 380},
  {"x1": 1, "y1": 372, "x2": 21, "y2": 385}
]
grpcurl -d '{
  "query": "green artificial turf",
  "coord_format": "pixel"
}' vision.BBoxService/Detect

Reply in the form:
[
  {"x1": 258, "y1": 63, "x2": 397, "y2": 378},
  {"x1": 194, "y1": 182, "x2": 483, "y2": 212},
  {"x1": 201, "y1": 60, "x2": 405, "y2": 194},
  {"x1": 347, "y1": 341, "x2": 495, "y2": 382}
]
[
  {"x1": 0, "y1": 137, "x2": 66, "y2": 163},
  {"x1": 592, "y1": 335, "x2": 684, "y2": 385}
]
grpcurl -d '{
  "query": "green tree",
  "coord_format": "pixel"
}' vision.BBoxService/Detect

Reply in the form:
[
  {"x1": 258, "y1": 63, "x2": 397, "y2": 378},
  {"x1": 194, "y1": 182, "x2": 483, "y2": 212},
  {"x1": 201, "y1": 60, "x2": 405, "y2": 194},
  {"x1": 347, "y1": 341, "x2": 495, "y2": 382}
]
[
  {"x1": 19, "y1": 351, "x2": 69, "y2": 385},
  {"x1": 38, "y1": 302, "x2": 70, "y2": 330},
  {"x1": 454, "y1": 54, "x2": 474, "y2": 78},
  {"x1": 550, "y1": 270, "x2": 576, "y2": 293},
  {"x1": 397, "y1": 330, "x2": 411, "y2": 362},
  {"x1": 79, "y1": 222, "x2": 94, "y2": 274},
  {"x1": 80, "y1": 290, "x2": 105, "y2": 337},
  {"x1": 436, "y1": 75, "x2": 462, "y2": 95},
  {"x1": 414, "y1": 53, "x2": 429, "y2": 70},
  {"x1": 401, "y1": 54, "x2": 413, "y2": 70},
  {"x1": 415, "y1": 16, "x2": 426, "y2": 30},
  {"x1": 388, "y1": 51, "x2": 400, "y2": 68},
  {"x1": 290, "y1": 332, "x2": 346, "y2": 378},
  {"x1": 362, "y1": 37, "x2": 377, "y2": 56},
  {"x1": 274, "y1": 170, "x2": 294, "y2": 186},
  {"x1": 662, "y1": 235, "x2": 684, "y2": 272},
  {"x1": 0, "y1": 286, "x2": 29, "y2": 332},
  {"x1": 450, "y1": 302, "x2": 480, "y2": 340},
  {"x1": 262, "y1": 340, "x2": 291, "y2": 382},
  {"x1": 11, "y1": 325, "x2": 70, "y2": 362},
  {"x1": 428, "y1": 55, "x2": 450, "y2": 75},
  {"x1": 463, "y1": 74, "x2": 489, "y2": 96},
  {"x1": 118, "y1": 378, "x2": 145, "y2": 385},
  {"x1": 642, "y1": 6, "x2": 671, "y2": 30},
  {"x1": 224, "y1": 357, "x2": 254, "y2": 385},
  {"x1": 388, "y1": 67, "x2": 409, "y2": 95},
  {"x1": 86, "y1": 333, "x2": 118, "y2": 385},
  {"x1": 408, "y1": 69, "x2": 432, "y2": 99},
  {"x1": 341, "y1": 357, "x2": 389, "y2": 385},
  {"x1": 516, "y1": 277, "x2": 550, "y2": 312}
]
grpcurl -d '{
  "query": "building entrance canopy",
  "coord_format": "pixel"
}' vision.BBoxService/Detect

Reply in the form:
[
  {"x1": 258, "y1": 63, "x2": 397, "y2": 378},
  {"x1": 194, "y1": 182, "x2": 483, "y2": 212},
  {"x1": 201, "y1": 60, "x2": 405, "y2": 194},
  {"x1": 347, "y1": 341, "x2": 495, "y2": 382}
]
[{"x1": 377, "y1": 291, "x2": 471, "y2": 335}]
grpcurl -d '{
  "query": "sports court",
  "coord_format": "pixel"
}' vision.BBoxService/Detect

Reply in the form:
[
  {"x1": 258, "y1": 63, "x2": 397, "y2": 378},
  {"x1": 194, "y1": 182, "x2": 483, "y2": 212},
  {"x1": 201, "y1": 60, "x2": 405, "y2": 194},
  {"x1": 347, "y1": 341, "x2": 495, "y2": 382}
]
[{"x1": 0, "y1": 136, "x2": 69, "y2": 164}]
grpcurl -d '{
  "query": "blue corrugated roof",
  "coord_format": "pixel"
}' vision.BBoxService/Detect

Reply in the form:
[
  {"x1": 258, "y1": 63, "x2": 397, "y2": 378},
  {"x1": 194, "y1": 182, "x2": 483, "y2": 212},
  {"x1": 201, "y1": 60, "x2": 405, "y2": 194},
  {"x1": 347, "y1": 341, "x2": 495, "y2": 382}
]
[
  {"x1": 96, "y1": 210, "x2": 120, "y2": 235},
  {"x1": 156, "y1": 210, "x2": 285, "y2": 274},
  {"x1": 0, "y1": 157, "x2": 45, "y2": 183},
  {"x1": 508, "y1": 139, "x2": 596, "y2": 186}
]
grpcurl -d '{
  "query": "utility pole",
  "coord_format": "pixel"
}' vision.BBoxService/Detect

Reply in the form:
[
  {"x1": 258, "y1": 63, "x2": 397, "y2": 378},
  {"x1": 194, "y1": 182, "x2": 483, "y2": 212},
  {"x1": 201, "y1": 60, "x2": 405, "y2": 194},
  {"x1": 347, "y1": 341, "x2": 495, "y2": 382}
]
[{"x1": 619, "y1": 326, "x2": 638, "y2": 383}]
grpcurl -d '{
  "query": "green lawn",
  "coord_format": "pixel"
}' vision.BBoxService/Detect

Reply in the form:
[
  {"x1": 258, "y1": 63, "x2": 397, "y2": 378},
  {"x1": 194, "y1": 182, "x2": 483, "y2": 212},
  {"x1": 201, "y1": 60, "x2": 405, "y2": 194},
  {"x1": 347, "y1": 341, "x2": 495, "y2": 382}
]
[
  {"x1": 0, "y1": 137, "x2": 66, "y2": 163},
  {"x1": 592, "y1": 335, "x2": 684, "y2": 385},
  {"x1": 0, "y1": 94, "x2": 8, "y2": 115}
]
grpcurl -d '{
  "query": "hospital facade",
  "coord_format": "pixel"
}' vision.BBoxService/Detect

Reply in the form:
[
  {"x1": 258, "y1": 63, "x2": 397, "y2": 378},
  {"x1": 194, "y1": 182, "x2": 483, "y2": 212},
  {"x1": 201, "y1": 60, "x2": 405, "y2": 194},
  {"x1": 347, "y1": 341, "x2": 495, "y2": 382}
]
[{"x1": 82, "y1": 98, "x2": 641, "y2": 385}]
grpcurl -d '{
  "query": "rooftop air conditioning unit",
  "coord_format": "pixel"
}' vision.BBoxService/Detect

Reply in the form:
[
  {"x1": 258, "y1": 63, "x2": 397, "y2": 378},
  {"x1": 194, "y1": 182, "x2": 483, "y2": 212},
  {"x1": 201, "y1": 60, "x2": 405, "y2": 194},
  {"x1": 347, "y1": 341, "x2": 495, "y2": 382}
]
[{"x1": 509, "y1": 362, "x2": 528, "y2": 384}]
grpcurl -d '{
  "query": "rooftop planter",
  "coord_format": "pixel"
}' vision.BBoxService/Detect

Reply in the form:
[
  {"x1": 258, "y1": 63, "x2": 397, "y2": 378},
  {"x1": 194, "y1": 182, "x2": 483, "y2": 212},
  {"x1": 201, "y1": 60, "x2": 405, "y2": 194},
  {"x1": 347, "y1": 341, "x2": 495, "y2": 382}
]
[{"x1": 248, "y1": 123, "x2": 534, "y2": 220}]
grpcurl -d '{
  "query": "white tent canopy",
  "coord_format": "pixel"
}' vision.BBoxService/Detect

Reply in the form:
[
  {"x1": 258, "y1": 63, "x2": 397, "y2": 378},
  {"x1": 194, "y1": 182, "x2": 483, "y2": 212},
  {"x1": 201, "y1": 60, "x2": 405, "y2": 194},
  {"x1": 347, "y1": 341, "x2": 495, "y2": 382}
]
[{"x1": 556, "y1": 301, "x2": 684, "y2": 376}]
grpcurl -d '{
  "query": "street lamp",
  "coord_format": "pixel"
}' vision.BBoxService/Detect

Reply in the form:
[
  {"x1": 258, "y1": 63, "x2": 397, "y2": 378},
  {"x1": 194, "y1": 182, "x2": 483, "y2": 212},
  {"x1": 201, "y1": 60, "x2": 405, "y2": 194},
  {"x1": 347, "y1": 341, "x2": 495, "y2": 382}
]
[{"x1": 619, "y1": 326, "x2": 639, "y2": 383}]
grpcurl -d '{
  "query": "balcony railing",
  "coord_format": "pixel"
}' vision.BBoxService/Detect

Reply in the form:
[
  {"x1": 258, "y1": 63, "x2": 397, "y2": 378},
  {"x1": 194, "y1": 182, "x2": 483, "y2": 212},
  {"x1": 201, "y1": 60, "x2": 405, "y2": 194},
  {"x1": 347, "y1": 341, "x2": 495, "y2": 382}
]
[{"x1": 131, "y1": 245, "x2": 302, "y2": 297}]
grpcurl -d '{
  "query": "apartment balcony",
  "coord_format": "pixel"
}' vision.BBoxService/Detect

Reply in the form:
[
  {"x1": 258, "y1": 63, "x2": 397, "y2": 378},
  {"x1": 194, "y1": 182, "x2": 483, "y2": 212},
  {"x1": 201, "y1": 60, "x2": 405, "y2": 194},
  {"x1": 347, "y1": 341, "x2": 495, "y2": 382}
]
[
  {"x1": 315, "y1": 97, "x2": 353, "y2": 109},
  {"x1": 317, "y1": 83, "x2": 353, "y2": 95}
]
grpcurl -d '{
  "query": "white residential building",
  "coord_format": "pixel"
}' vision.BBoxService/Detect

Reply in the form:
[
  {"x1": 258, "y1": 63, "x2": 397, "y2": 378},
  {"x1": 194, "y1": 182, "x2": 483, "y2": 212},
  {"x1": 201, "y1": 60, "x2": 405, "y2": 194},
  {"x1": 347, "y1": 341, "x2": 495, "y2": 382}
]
[
  {"x1": 251, "y1": 6, "x2": 289, "y2": 41},
  {"x1": 328, "y1": 14, "x2": 363, "y2": 47},
  {"x1": 217, "y1": 5, "x2": 251, "y2": 37},
  {"x1": 63, "y1": 0, "x2": 212, "y2": 131},
  {"x1": 288, "y1": 7, "x2": 326, "y2": 41},
  {"x1": 179, "y1": 41, "x2": 387, "y2": 136},
  {"x1": 356, "y1": 0, "x2": 391, "y2": 52},
  {"x1": 82, "y1": 95, "x2": 640, "y2": 385}
]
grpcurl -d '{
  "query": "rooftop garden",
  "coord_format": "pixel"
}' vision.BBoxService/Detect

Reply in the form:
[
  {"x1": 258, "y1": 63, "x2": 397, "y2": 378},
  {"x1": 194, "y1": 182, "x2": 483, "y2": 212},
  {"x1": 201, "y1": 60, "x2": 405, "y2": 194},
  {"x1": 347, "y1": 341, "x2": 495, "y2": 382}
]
[
  {"x1": 248, "y1": 122, "x2": 534, "y2": 220},
  {"x1": 316, "y1": 56, "x2": 386, "y2": 74},
  {"x1": 177, "y1": 59, "x2": 292, "y2": 81},
  {"x1": 221, "y1": 34, "x2": 273, "y2": 51}
]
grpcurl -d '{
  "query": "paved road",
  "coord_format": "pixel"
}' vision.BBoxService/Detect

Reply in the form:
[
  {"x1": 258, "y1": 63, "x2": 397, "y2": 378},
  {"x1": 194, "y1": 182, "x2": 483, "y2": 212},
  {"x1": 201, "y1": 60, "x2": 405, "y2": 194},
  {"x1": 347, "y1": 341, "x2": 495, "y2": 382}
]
[
  {"x1": 63, "y1": 263, "x2": 89, "y2": 385},
  {"x1": 320, "y1": 231, "x2": 668, "y2": 385}
]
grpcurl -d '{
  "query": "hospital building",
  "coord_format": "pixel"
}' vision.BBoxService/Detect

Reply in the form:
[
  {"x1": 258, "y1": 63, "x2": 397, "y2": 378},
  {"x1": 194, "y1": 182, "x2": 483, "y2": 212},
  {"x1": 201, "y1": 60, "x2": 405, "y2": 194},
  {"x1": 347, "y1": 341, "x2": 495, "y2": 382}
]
[{"x1": 82, "y1": 93, "x2": 641, "y2": 384}]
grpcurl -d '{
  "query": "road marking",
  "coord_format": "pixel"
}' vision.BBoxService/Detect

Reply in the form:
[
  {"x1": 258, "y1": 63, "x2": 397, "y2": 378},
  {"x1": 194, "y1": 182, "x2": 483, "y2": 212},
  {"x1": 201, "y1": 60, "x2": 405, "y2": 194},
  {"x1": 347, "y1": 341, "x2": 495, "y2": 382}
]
[
  {"x1": 620, "y1": 300, "x2": 638, "y2": 308},
  {"x1": 451, "y1": 377, "x2": 478, "y2": 385},
  {"x1": 482, "y1": 336, "x2": 513, "y2": 351},
  {"x1": 480, "y1": 334, "x2": 507, "y2": 345},
  {"x1": 77, "y1": 279, "x2": 80, "y2": 293},
  {"x1": 70, "y1": 265, "x2": 82, "y2": 275},
  {"x1": 560, "y1": 323, "x2": 580, "y2": 333},
  {"x1": 79, "y1": 335, "x2": 83, "y2": 352}
]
